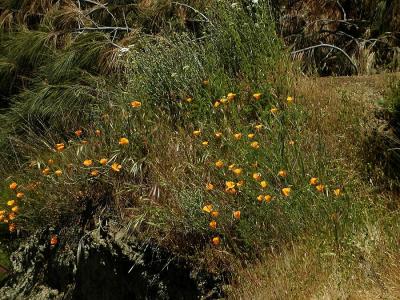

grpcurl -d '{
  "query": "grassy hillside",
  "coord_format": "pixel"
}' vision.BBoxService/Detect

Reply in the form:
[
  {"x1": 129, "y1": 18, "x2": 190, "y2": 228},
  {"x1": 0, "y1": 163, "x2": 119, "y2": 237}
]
[
  {"x1": 0, "y1": 0, "x2": 399, "y2": 297},
  {"x1": 231, "y1": 73, "x2": 400, "y2": 298}
]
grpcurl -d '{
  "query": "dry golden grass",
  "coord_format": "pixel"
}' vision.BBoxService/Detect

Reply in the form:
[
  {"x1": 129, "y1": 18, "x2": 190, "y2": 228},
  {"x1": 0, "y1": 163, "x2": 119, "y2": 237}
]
[
  {"x1": 230, "y1": 241, "x2": 400, "y2": 299},
  {"x1": 230, "y1": 73, "x2": 400, "y2": 299},
  {"x1": 296, "y1": 73, "x2": 399, "y2": 167}
]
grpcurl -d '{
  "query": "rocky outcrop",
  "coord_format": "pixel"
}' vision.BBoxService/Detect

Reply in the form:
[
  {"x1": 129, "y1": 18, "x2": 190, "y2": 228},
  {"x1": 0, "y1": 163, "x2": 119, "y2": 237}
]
[{"x1": 0, "y1": 226, "x2": 224, "y2": 299}]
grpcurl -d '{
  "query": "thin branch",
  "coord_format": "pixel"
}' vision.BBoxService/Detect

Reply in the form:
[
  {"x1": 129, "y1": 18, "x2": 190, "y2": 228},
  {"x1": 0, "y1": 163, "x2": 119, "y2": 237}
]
[
  {"x1": 171, "y1": 2, "x2": 214, "y2": 27},
  {"x1": 81, "y1": 0, "x2": 117, "y2": 24},
  {"x1": 122, "y1": 10, "x2": 129, "y2": 33},
  {"x1": 76, "y1": 0, "x2": 81, "y2": 29},
  {"x1": 74, "y1": 26, "x2": 133, "y2": 32},
  {"x1": 336, "y1": 0, "x2": 347, "y2": 21},
  {"x1": 291, "y1": 43, "x2": 358, "y2": 73}
]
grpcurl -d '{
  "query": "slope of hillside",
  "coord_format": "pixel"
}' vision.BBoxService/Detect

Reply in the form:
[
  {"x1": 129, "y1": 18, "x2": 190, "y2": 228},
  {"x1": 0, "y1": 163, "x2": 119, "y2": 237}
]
[
  {"x1": 0, "y1": 0, "x2": 399, "y2": 298},
  {"x1": 232, "y1": 73, "x2": 400, "y2": 299}
]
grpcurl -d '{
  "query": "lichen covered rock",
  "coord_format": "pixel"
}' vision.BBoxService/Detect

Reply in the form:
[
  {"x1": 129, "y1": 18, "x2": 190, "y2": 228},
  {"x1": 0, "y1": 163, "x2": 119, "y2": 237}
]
[{"x1": 0, "y1": 226, "x2": 223, "y2": 299}]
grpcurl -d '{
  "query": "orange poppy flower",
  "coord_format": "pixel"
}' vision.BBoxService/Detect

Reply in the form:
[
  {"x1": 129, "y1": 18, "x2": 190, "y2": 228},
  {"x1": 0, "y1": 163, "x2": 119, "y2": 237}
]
[
  {"x1": 282, "y1": 187, "x2": 291, "y2": 197},
  {"x1": 75, "y1": 129, "x2": 83, "y2": 137},
  {"x1": 99, "y1": 158, "x2": 108, "y2": 165},
  {"x1": 253, "y1": 173, "x2": 262, "y2": 181},
  {"x1": 253, "y1": 93, "x2": 262, "y2": 101},
  {"x1": 270, "y1": 107, "x2": 278, "y2": 114},
  {"x1": 209, "y1": 220, "x2": 217, "y2": 230},
  {"x1": 211, "y1": 210, "x2": 219, "y2": 218},
  {"x1": 202, "y1": 204, "x2": 213, "y2": 213},
  {"x1": 8, "y1": 212, "x2": 16, "y2": 220},
  {"x1": 250, "y1": 141, "x2": 260, "y2": 149},
  {"x1": 111, "y1": 163, "x2": 122, "y2": 172},
  {"x1": 50, "y1": 234, "x2": 58, "y2": 245},
  {"x1": 8, "y1": 223, "x2": 16, "y2": 232},
  {"x1": 83, "y1": 160, "x2": 93, "y2": 167},
  {"x1": 212, "y1": 236, "x2": 221, "y2": 245},
  {"x1": 206, "y1": 183, "x2": 214, "y2": 191},
  {"x1": 119, "y1": 138, "x2": 129, "y2": 145},
  {"x1": 130, "y1": 101, "x2": 142, "y2": 108},
  {"x1": 90, "y1": 170, "x2": 99, "y2": 177},
  {"x1": 227, "y1": 93, "x2": 236, "y2": 101},
  {"x1": 265, "y1": 195, "x2": 272, "y2": 203},
  {"x1": 234, "y1": 133, "x2": 242, "y2": 140},
  {"x1": 220, "y1": 97, "x2": 228, "y2": 104},
  {"x1": 55, "y1": 143, "x2": 65, "y2": 152},
  {"x1": 255, "y1": 124, "x2": 263, "y2": 131},
  {"x1": 236, "y1": 180, "x2": 245, "y2": 187},
  {"x1": 278, "y1": 170, "x2": 287, "y2": 177},
  {"x1": 215, "y1": 160, "x2": 224, "y2": 168},
  {"x1": 260, "y1": 181, "x2": 268, "y2": 188},
  {"x1": 233, "y1": 168, "x2": 242, "y2": 176}
]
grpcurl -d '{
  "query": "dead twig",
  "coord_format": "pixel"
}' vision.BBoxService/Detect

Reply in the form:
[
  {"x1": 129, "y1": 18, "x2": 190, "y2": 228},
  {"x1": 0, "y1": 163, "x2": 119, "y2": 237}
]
[
  {"x1": 74, "y1": 26, "x2": 132, "y2": 32},
  {"x1": 291, "y1": 43, "x2": 358, "y2": 74},
  {"x1": 171, "y1": 2, "x2": 214, "y2": 27}
]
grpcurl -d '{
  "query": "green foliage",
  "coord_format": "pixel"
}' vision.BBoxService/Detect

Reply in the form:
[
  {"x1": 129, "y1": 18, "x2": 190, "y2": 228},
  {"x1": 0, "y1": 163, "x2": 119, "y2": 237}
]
[{"x1": 0, "y1": 0, "x2": 397, "y2": 275}]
